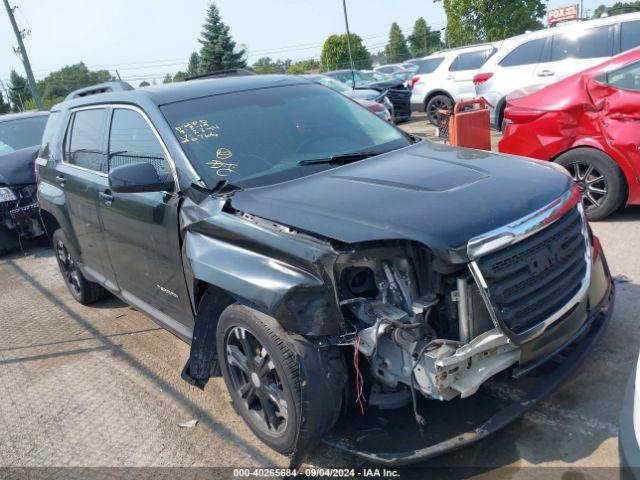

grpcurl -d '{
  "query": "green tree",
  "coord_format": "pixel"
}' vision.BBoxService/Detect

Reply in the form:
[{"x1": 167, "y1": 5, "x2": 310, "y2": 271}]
[
  {"x1": 37, "y1": 63, "x2": 112, "y2": 102},
  {"x1": 162, "y1": 73, "x2": 173, "y2": 84},
  {"x1": 408, "y1": 18, "x2": 442, "y2": 57},
  {"x1": 0, "y1": 91, "x2": 10, "y2": 114},
  {"x1": 186, "y1": 51, "x2": 201, "y2": 77},
  {"x1": 138, "y1": 81, "x2": 151, "y2": 87},
  {"x1": 593, "y1": 1, "x2": 640, "y2": 17},
  {"x1": 173, "y1": 71, "x2": 188, "y2": 82},
  {"x1": 439, "y1": 0, "x2": 546, "y2": 47},
  {"x1": 287, "y1": 58, "x2": 320, "y2": 74},
  {"x1": 320, "y1": 33, "x2": 372, "y2": 71},
  {"x1": 198, "y1": 2, "x2": 246, "y2": 73},
  {"x1": 385, "y1": 22, "x2": 411, "y2": 63},
  {"x1": 9, "y1": 70, "x2": 31, "y2": 112},
  {"x1": 252, "y1": 57, "x2": 287, "y2": 74}
]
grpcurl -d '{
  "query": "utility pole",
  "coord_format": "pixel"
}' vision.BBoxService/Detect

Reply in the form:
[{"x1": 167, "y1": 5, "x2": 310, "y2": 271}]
[
  {"x1": 341, "y1": 0, "x2": 356, "y2": 89},
  {"x1": 3, "y1": 0, "x2": 42, "y2": 110}
]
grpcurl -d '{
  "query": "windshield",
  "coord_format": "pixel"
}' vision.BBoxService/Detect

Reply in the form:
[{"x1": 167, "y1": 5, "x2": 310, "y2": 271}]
[
  {"x1": 0, "y1": 115, "x2": 49, "y2": 155},
  {"x1": 161, "y1": 84, "x2": 410, "y2": 189}
]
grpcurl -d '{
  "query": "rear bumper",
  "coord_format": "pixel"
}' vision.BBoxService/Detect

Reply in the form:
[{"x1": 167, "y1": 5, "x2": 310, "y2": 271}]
[
  {"x1": 324, "y1": 252, "x2": 614, "y2": 466},
  {"x1": 621, "y1": 360, "x2": 640, "y2": 479}
]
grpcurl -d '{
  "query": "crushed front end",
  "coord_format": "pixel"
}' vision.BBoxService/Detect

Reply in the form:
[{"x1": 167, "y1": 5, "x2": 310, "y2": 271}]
[
  {"x1": 325, "y1": 185, "x2": 614, "y2": 464},
  {"x1": 0, "y1": 183, "x2": 43, "y2": 247}
]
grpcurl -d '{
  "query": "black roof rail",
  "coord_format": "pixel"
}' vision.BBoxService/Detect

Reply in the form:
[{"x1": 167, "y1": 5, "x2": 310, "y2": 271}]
[
  {"x1": 185, "y1": 69, "x2": 256, "y2": 81},
  {"x1": 64, "y1": 81, "x2": 134, "y2": 101}
]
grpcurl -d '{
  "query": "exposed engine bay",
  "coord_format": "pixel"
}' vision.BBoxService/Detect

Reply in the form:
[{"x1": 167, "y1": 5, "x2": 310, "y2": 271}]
[{"x1": 335, "y1": 243, "x2": 520, "y2": 408}]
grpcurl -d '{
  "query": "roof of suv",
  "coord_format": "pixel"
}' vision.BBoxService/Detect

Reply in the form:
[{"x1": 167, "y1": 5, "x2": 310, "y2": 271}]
[
  {"x1": 495, "y1": 11, "x2": 640, "y2": 48},
  {"x1": 55, "y1": 75, "x2": 310, "y2": 111}
]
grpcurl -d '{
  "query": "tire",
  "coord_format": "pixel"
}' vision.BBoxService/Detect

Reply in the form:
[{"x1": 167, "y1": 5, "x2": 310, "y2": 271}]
[
  {"x1": 52, "y1": 229, "x2": 108, "y2": 305},
  {"x1": 426, "y1": 94, "x2": 453, "y2": 126},
  {"x1": 217, "y1": 304, "x2": 304, "y2": 455},
  {"x1": 555, "y1": 149, "x2": 627, "y2": 221}
]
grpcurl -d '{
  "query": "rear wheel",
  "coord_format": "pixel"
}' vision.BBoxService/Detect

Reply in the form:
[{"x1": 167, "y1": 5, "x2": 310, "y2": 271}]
[
  {"x1": 52, "y1": 229, "x2": 108, "y2": 305},
  {"x1": 555, "y1": 149, "x2": 627, "y2": 221},
  {"x1": 426, "y1": 94, "x2": 453, "y2": 126}
]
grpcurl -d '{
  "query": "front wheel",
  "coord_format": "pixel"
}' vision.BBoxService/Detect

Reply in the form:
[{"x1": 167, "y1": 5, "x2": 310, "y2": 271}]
[
  {"x1": 217, "y1": 304, "x2": 301, "y2": 454},
  {"x1": 555, "y1": 149, "x2": 627, "y2": 221}
]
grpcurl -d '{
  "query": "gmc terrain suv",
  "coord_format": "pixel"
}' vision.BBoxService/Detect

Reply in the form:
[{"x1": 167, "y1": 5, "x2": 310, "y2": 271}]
[{"x1": 37, "y1": 77, "x2": 614, "y2": 465}]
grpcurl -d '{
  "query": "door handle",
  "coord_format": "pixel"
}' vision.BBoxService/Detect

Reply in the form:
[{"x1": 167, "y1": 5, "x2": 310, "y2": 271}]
[
  {"x1": 55, "y1": 175, "x2": 66, "y2": 186},
  {"x1": 537, "y1": 70, "x2": 555, "y2": 77},
  {"x1": 99, "y1": 191, "x2": 114, "y2": 204}
]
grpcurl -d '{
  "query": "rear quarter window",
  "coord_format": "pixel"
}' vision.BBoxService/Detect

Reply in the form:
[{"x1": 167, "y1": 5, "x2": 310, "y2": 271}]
[
  {"x1": 499, "y1": 38, "x2": 546, "y2": 67},
  {"x1": 449, "y1": 49, "x2": 496, "y2": 71},
  {"x1": 416, "y1": 57, "x2": 444, "y2": 74},
  {"x1": 39, "y1": 112, "x2": 62, "y2": 161},
  {"x1": 551, "y1": 25, "x2": 612, "y2": 61}
]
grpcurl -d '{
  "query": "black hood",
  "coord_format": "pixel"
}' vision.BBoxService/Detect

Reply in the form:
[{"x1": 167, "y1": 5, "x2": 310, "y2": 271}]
[
  {"x1": 0, "y1": 145, "x2": 39, "y2": 186},
  {"x1": 230, "y1": 141, "x2": 572, "y2": 259}
]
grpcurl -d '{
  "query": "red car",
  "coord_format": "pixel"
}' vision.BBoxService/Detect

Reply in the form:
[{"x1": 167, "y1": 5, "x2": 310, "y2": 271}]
[{"x1": 499, "y1": 48, "x2": 640, "y2": 220}]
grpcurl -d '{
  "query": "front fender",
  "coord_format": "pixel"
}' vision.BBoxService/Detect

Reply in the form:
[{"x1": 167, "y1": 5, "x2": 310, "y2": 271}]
[{"x1": 180, "y1": 196, "x2": 344, "y2": 337}]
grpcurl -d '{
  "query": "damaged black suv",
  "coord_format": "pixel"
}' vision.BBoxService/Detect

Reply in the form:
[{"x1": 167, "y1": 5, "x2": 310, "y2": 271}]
[{"x1": 37, "y1": 77, "x2": 614, "y2": 465}]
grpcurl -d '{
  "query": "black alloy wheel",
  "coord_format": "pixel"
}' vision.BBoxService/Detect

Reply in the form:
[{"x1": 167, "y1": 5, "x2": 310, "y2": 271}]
[
  {"x1": 225, "y1": 325, "x2": 289, "y2": 435},
  {"x1": 57, "y1": 238, "x2": 82, "y2": 298}
]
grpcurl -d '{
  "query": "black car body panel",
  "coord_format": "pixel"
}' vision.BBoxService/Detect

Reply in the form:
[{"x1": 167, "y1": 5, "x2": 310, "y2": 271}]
[
  {"x1": 231, "y1": 141, "x2": 571, "y2": 261},
  {"x1": 36, "y1": 76, "x2": 613, "y2": 466},
  {"x1": 0, "y1": 145, "x2": 39, "y2": 185}
]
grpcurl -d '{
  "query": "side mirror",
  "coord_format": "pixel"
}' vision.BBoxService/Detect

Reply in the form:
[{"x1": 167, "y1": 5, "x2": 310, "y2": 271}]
[{"x1": 108, "y1": 162, "x2": 174, "y2": 193}]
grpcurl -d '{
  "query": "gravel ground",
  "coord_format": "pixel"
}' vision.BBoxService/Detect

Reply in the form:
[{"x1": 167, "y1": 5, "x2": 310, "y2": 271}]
[{"x1": 0, "y1": 114, "x2": 637, "y2": 479}]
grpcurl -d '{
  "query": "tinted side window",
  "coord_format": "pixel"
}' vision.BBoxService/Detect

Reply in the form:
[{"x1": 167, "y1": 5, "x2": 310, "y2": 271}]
[
  {"x1": 608, "y1": 61, "x2": 640, "y2": 92},
  {"x1": 66, "y1": 109, "x2": 108, "y2": 173},
  {"x1": 551, "y1": 25, "x2": 612, "y2": 61},
  {"x1": 621, "y1": 20, "x2": 640, "y2": 52},
  {"x1": 499, "y1": 38, "x2": 546, "y2": 67},
  {"x1": 449, "y1": 49, "x2": 495, "y2": 71},
  {"x1": 108, "y1": 109, "x2": 170, "y2": 176},
  {"x1": 39, "y1": 112, "x2": 61, "y2": 160},
  {"x1": 417, "y1": 57, "x2": 444, "y2": 74}
]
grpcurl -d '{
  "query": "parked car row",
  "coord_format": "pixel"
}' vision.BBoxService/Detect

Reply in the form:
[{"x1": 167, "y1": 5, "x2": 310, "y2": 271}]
[
  {"x1": 303, "y1": 74, "x2": 393, "y2": 122},
  {"x1": 399, "y1": 11, "x2": 640, "y2": 129},
  {"x1": 323, "y1": 69, "x2": 412, "y2": 122}
]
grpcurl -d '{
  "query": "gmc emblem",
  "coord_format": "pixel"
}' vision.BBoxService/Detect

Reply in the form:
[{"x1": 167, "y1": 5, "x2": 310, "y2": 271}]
[{"x1": 528, "y1": 237, "x2": 572, "y2": 275}]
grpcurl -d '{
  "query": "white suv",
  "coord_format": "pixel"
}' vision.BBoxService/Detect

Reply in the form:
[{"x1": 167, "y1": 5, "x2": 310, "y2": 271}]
[
  {"x1": 410, "y1": 44, "x2": 497, "y2": 125},
  {"x1": 475, "y1": 12, "x2": 640, "y2": 129}
]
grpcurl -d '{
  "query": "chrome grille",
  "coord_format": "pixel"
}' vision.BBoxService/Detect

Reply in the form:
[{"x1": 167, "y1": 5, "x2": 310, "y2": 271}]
[{"x1": 475, "y1": 206, "x2": 588, "y2": 336}]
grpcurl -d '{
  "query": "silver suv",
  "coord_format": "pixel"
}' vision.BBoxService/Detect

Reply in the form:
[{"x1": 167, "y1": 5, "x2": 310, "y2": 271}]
[{"x1": 475, "y1": 12, "x2": 640, "y2": 129}]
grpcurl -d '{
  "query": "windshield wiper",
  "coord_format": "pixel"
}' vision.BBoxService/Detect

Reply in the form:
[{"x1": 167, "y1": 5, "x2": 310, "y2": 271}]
[
  {"x1": 210, "y1": 179, "x2": 242, "y2": 196},
  {"x1": 297, "y1": 151, "x2": 379, "y2": 167}
]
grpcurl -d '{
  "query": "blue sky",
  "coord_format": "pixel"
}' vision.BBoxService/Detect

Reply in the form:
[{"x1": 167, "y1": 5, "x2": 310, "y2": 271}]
[{"x1": 0, "y1": 0, "x2": 612, "y2": 86}]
